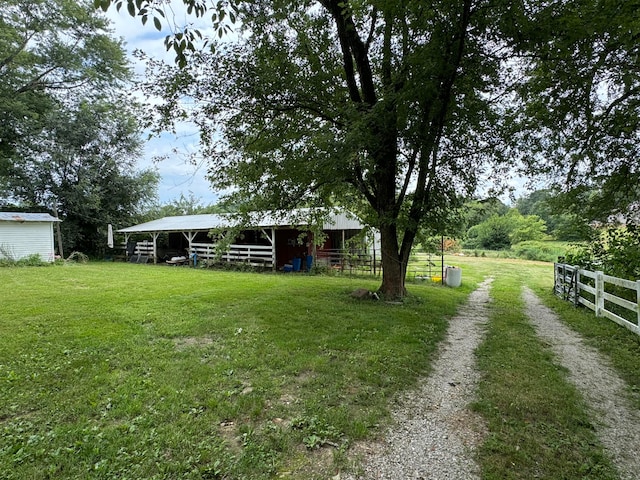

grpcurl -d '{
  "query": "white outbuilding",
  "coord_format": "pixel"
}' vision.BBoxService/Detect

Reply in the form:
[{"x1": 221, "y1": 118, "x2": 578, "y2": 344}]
[{"x1": 0, "y1": 212, "x2": 60, "y2": 262}]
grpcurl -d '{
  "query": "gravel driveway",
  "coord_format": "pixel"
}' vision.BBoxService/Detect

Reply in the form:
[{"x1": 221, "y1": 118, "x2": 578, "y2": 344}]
[
  {"x1": 346, "y1": 282, "x2": 640, "y2": 480},
  {"x1": 522, "y1": 287, "x2": 640, "y2": 480},
  {"x1": 346, "y1": 278, "x2": 493, "y2": 479}
]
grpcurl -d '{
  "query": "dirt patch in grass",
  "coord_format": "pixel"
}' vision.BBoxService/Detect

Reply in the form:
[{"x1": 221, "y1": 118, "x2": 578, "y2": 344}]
[
  {"x1": 280, "y1": 444, "x2": 338, "y2": 479},
  {"x1": 172, "y1": 336, "x2": 215, "y2": 351}
]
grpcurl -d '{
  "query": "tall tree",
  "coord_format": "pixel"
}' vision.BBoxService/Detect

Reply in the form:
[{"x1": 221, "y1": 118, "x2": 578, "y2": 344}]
[
  {"x1": 510, "y1": 0, "x2": 640, "y2": 222},
  {"x1": 104, "y1": 0, "x2": 514, "y2": 298},
  {"x1": 100, "y1": 0, "x2": 637, "y2": 297},
  {"x1": 0, "y1": 0, "x2": 159, "y2": 254},
  {"x1": 2, "y1": 99, "x2": 159, "y2": 254},
  {"x1": 0, "y1": 0, "x2": 130, "y2": 166}
]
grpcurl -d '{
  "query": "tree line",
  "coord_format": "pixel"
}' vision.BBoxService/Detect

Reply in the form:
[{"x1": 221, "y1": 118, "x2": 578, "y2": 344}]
[
  {"x1": 461, "y1": 190, "x2": 587, "y2": 252},
  {"x1": 0, "y1": 0, "x2": 157, "y2": 255}
]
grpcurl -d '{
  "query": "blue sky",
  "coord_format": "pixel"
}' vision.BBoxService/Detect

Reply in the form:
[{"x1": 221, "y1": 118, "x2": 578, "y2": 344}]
[{"x1": 107, "y1": 7, "x2": 219, "y2": 206}]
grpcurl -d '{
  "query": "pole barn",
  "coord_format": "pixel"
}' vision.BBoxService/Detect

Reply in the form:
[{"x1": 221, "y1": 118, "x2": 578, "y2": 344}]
[{"x1": 0, "y1": 212, "x2": 60, "y2": 262}]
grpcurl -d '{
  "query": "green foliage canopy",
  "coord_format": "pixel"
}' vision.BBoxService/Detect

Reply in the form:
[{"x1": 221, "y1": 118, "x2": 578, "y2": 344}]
[
  {"x1": 2, "y1": 100, "x2": 159, "y2": 254},
  {"x1": 566, "y1": 224, "x2": 640, "y2": 280},
  {"x1": 516, "y1": 189, "x2": 589, "y2": 241},
  {"x1": 0, "y1": 0, "x2": 158, "y2": 255},
  {"x1": 510, "y1": 0, "x2": 640, "y2": 222},
  {"x1": 465, "y1": 210, "x2": 547, "y2": 250},
  {"x1": 0, "y1": 0, "x2": 130, "y2": 164},
  {"x1": 99, "y1": 0, "x2": 637, "y2": 296}
]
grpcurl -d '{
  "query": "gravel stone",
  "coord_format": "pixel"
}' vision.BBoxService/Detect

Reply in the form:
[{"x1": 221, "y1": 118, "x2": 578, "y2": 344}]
[
  {"x1": 346, "y1": 278, "x2": 493, "y2": 479},
  {"x1": 522, "y1": 287, "x2": 640, "y2": 480}
]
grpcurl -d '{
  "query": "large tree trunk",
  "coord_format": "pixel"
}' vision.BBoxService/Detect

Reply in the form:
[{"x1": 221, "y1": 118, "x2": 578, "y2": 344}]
[{"x1": 377, "y1": 222, "x2": 407, "y2": 299}]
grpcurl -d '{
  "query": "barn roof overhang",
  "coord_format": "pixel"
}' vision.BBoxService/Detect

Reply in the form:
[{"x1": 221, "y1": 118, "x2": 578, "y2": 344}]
[{"x1": 117, "y1": 209, "x2": 365, "y2": 235}]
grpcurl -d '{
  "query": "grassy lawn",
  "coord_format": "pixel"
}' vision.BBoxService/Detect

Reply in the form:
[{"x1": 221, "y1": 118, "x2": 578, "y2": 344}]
[
  {"x1": 2, "y1": 258, "x2": 639, "y2": 479},
  {"x1": 1, "y1": 262, "x2": 476, "y2": 479}
]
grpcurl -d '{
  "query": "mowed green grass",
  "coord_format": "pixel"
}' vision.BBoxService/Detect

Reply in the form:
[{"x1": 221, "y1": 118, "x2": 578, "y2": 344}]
[
  {"x1": 3, "y1": 258, "x2": 639, "y2": 479},
  {"x1": 1, "y1": 262, "x2": 476, "y2": 479},
  {"x1": 469, "y1": 261, "x2": 618, "y2": 479}
]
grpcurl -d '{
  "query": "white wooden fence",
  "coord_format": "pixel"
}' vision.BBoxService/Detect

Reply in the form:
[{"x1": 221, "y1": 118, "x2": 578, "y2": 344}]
[
  {"x1": 125, "y1": 241, "x2": 274, "y2": 267},
  {"x1": 554, "y1": 263, "x2": 640, "y2": 336},
  {"x1": 190, "y1": 242, "x2": 274, "y2": 267},
  {"x1": 134, "y1": 240, "x2": 154, "y2": 256}
]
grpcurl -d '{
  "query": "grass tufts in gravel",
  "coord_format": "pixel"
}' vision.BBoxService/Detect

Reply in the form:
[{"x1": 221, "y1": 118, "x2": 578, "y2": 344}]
[{"x1": 0, "y1": 262, "x2": 474, "y2": 479}]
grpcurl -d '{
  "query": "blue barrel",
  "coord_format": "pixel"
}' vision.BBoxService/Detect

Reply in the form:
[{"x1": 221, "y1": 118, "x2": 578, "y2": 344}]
[
  {"x1": 292, "y1": 257, "x2": 302, "y2": 271},
  {"x1": 306, "y1": 255, "x2": 313, "y2": 271}
]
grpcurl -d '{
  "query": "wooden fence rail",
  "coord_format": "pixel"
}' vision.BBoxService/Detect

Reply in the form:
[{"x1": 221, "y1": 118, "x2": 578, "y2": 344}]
[
  {"x1": 190, "y1": 242, "x2": 274, "y2": 267},
  {"x1": 554, "y1": 263, "x2": 640, "y2": 336}
]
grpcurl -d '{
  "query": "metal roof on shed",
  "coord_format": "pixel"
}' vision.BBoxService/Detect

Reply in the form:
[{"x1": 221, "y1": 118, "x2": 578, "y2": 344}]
[
  {"x1": 118, "y1": 214, "x2": 231, "y2": 233},
  {"x1": 117, "y1": 210, "x2": 364, "y2": 234},
  {"x1": 0, "y1": 212, "x2": 59, "y2": 222}
]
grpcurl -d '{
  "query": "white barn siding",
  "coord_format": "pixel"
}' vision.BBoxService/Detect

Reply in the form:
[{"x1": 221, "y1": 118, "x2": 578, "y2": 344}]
[{"x1": 0, "y1": 219, "x2": 57, "y2": 262}]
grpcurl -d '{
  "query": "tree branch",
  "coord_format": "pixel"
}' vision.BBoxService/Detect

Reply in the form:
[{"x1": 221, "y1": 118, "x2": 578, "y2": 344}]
[
  {"x1": 0, "y1": 31, "x2": 37, "y2": 71},
  {"x1": 318, "y1": 0, "x2": 361, "y2": 103},
  {"x1": 319, "y1": 0, "x2": 377, "y2": 105},
  {"x1": 405, "y1": 0, "x2": 472, "y2": 238}
]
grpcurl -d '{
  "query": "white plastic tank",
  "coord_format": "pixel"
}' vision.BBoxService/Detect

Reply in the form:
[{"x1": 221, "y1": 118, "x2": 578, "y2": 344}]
[{"x1": 445, "y1": 266, "x2": 462, "y2": 287}]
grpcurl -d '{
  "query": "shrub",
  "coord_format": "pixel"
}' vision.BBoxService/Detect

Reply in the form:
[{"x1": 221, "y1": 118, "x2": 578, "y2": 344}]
[
  {"x1": 464, "y1": 211, "x2": 548, "y2": 250},
  {"x1": 565, "y1": 224, "x2": 639, "y2": 280},
  {"x1": 510, "y1": 241, "x2": 557, "y2": 262},
  {"x1": 0, "y1": 253, "x2": 47, "y2": 267}
]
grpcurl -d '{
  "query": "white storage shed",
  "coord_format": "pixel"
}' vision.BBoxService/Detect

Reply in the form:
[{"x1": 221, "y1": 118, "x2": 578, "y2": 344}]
[{"x1": 0, "y1": 212, "x2": 59, "y2": 262}]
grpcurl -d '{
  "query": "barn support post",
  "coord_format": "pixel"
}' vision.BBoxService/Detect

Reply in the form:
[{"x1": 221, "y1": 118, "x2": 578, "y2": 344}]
[
  {"x1": 181, "y1": 231, "x2": 197, "y2": 253},
  {"x1": 258, "y1": 228, "x2": 276, "y2": 267},
  {"x1": 122, "y1": 233, "x2": 129, "y2": 259},
  {"x1": 152, "y1": 232, "x2": 160, "y2": 264},
  {"x1": 268, "y1": 228, "x2": 276, "y2": 270}
]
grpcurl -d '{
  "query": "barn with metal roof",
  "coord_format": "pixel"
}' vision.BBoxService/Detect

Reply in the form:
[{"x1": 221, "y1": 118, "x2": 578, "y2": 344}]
[{"x1": 117, "y1": 209, "x2": 378, "y2": 271}]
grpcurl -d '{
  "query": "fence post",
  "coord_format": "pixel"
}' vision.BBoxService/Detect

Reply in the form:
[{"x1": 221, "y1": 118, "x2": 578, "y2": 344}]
[
  {"x1": 595, "y1": 271, "x2": 604, "y2": 317},
  {"x1": 574, "y1": 268, "x2": 580, "y2": 307},
  {"x1": 636, "y1": 280, "x2": 640, "y2": 329}
]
